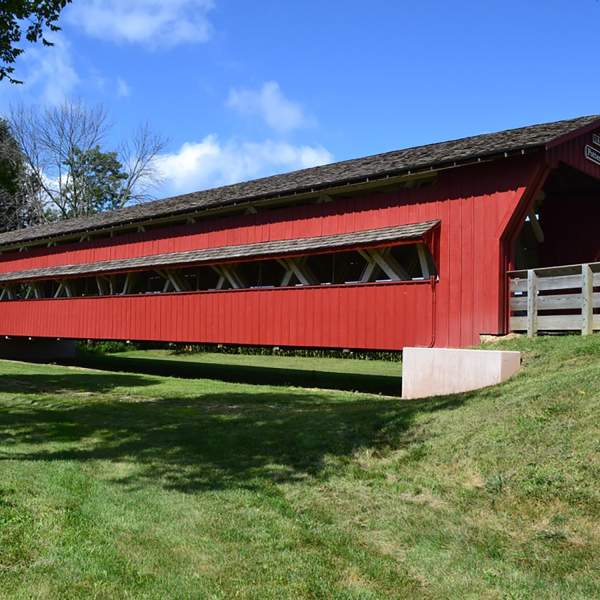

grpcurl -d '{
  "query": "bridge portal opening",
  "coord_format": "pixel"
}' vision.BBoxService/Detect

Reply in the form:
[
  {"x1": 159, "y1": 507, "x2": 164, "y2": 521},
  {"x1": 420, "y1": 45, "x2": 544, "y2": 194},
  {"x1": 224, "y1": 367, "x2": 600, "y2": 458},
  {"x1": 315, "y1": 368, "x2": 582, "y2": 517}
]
[{"x1": 514, "y1": 164, "x2": 600, "y2": 271}]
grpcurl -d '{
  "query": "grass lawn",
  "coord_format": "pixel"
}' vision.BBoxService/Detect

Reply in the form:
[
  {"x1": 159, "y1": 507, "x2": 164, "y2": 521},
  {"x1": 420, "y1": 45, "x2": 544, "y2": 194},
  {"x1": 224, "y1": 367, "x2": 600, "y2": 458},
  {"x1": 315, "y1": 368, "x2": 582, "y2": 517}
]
[
  {"x1": 71, "y1": 349, "x2": 402, "y2": 395},
  {"x1": 0, "y1": 335, "x2": 599, "y2": 598}
]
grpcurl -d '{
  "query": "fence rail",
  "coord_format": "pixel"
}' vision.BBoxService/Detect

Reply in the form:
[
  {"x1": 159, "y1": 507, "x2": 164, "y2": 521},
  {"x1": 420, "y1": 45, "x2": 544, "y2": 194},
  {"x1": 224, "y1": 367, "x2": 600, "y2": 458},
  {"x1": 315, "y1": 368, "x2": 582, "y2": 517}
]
[{"x1": 508, "y1": 262, "x2": 600, "y2": 336}]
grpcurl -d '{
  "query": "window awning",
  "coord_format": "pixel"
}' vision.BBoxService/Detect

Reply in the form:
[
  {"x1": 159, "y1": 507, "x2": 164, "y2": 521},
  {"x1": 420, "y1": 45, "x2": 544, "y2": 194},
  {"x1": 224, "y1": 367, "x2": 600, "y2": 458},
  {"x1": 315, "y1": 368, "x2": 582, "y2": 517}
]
[{"x1": 0, "y1": 219, "x2": 439, "y2": 284}]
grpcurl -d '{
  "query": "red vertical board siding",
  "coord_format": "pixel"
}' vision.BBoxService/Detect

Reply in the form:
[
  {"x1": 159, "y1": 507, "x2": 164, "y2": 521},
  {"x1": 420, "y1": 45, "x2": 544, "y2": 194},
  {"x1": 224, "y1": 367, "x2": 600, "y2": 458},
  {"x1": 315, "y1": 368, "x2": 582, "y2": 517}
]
[
  {"x1": 0, "y1": 160, "x2": 533, "y2": 274},
  {"x1": 0, "y1": 282, "x2": 434, "y2": 350},
  {"x1": 0, "y1": 157, "x2": 544, "y2": 348},
  {"x1": 547, "y1": 127, "x2": 600, "y2": 180}
]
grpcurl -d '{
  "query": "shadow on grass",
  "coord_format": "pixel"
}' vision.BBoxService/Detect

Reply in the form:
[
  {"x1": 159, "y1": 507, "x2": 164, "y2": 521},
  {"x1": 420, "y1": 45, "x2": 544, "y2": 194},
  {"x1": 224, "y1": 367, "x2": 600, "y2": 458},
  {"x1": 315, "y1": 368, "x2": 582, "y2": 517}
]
[
  {"x1": 0, "y1": 372, "x2": 155, "y2": 395},
  {"x1": 62, "y1": 353, "x2": 403, "y2": 396},
  {"x1": 0, "y1": 371, "x2": 468, "y2": 493}
]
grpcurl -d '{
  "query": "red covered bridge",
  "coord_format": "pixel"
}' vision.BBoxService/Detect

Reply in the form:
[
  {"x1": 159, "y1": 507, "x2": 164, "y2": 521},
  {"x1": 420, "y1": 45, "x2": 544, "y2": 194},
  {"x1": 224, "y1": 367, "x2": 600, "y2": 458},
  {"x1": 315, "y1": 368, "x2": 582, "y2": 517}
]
[{"x1": 0, "y1": 116, "x2": 599, "y2": 351}]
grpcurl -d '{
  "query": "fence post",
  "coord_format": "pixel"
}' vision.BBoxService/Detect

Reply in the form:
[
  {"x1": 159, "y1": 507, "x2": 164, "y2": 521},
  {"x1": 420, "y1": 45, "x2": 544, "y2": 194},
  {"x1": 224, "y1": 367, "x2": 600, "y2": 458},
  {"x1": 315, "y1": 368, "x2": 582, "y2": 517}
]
[
  {"x1": 527, "y1": 269, "x2": 538, "y2": 337},
  {"x1": 582, "y1": 264, "x2": 593, "y2": 336}
]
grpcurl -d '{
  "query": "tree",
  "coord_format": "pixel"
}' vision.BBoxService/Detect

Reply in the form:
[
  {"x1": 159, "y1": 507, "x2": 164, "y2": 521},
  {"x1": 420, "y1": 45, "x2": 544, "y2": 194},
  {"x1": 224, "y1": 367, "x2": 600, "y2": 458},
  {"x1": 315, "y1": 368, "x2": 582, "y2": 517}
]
[
  {"x1": 0, "y1": 0, "x2": 72, "y2": 84},
  {"x1": 0, "y1": 118, "x2": 43, "y2": 232},
  {"x1": 62, "y1": 146, "x2": 129, "y2": 217},
  {"x1": 9, "y1": 101, "x2": 166, "y2": 220}
]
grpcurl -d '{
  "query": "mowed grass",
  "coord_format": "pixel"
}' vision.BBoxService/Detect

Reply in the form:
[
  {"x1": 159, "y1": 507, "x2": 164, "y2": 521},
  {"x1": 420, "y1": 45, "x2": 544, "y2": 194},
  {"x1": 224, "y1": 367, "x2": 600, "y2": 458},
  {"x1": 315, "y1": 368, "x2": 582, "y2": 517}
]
[{"x1": 0, "y1": 336, "x2": 599, "y2": 598}]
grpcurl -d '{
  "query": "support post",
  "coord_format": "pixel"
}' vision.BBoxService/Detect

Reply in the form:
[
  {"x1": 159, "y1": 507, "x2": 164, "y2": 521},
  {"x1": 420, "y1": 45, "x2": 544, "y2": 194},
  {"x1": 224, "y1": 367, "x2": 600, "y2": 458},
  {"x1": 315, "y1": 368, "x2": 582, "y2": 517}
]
[
  {"x1": 359, "y1": 256, "x2": 377, "y2": 283},
  {"x1": 122, "y1": 272, "x2": 139, "y2": 295},
  {"x1": 527, "y1": 269, "x2": 538, "y2": 337},
  {"x1": 32, "y1": 282, "x2": 43, "y2": 299},
  {"x1": 417, "y1": 243, "x2": 431, "y2": 279},
  {"x1": 96, "y1": 277, "x2": 109, "y2": 296},
  {"x1": 527, "y1": 208, "x2": 545, "y2": 243},
  {"x1": 582, "y1": 264, "x2": 593, "y2": 336}
]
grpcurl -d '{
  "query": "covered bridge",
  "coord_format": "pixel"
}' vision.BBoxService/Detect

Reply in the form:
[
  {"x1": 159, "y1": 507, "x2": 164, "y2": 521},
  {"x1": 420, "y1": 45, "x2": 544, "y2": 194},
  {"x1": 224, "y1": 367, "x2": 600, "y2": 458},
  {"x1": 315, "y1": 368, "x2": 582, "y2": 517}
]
[{"x1": 0, "y1": 116, "x2": 599, "y2": 350}]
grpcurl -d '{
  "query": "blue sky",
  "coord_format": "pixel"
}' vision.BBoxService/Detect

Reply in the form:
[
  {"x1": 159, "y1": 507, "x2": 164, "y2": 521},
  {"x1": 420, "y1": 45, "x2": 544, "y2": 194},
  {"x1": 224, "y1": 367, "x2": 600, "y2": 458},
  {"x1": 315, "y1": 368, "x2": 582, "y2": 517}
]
[{"x1": 0, "y1": 0, "x2": 597, "y2": 198}]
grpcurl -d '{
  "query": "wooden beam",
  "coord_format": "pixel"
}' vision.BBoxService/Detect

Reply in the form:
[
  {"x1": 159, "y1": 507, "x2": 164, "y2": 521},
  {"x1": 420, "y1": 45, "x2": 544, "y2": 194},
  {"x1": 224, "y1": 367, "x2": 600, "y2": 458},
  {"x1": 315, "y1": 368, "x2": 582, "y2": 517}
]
[
  {"x1": 289, "y1": 257, "x2": 318, "y2": 285},
  {"x1": 359, "y1": 255, "x2": 377, "y2": 283},
  {"x1": 31, "y1": 282, "x2": 43, "y2": 299},
  {"x1": 511, "y1": 314, "x2": 594, "y2": 332},
  {"x1": 167, "y1": 270, "x2": 190, "y2": 293},
  {"x1": 211, "y1": 265, "x2": 244, "y2": 289},
  {"x1": 365, "y1": 248, "x2": 409, "y2": 281},
  {"x1": 527, "y1": 269, "x2": 538, "y2": 337},
  {"x1": 96, "y1": 277, "x2": 109, "y2": 296},
  {"x1": 527, "y1": 209, "x2": 545, "y2": 243},
  {"x1": 511, "y1": 291, "x2": 600, "y2": 311},
  {"x1": 122, "y1": 272, "x2": 139, "y2": 295},
  {"x1": 510, "y1": 273, "x2": 588, "y2": 293},
  {"x1": 277, "y1": 258, "x2": 318, "y2": 286},
  {"x1": 0, "y1": 286, "x2": 13, "y2": 301},
  {"x1": 279, "y1": 263, "x2": 294, "y2": 287},
  {"x1": 159, "y1": 270, "x2": 175, "y2": 291},
  {"x1": 223, "y1": 265, "x2": 245, "y2": 289},
  {"x1": 582, "y1": 264, "x2": 594, "y2": 336},
  {"x1": 417, "y1": 244, "x2": 430, "y2": 279}
]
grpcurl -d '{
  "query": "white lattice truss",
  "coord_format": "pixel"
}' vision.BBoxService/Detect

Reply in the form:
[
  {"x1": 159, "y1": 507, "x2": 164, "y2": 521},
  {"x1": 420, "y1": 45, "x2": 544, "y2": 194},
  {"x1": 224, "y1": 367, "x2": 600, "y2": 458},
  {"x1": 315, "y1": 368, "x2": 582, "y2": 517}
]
[{"x1": 0, "y1": 243, "x2": 434, "y2": 300}]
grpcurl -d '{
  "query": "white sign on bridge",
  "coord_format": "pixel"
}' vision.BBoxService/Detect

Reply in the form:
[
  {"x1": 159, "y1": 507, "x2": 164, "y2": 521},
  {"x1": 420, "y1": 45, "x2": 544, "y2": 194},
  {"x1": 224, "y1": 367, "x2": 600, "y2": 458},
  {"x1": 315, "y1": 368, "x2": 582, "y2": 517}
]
[{"x1": 584, "y1": 144, "x2": 600, "y2": 166}]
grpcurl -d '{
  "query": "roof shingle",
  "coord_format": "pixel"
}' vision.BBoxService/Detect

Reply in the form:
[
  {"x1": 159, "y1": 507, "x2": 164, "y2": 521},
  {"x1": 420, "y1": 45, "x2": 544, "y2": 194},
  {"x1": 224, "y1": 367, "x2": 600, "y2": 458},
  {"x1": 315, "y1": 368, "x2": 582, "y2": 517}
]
[
  {"x1": 0, "y1": 220, "x2": 439, "y2": 283},
  {"x1": 0, "y1": 115, "x2": 597, "y2": 248}
]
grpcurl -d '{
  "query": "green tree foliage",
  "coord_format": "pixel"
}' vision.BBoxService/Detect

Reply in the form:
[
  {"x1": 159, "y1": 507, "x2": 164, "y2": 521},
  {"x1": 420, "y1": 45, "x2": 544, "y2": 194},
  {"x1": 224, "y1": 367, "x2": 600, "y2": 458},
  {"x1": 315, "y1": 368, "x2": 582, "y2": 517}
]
[
  {"x1": 0, "y1": 118, "x2": 19, "y2": 193},
  {"x1": 0, "y1": 118, "x2": 42, "y2": 231},
  {"x1": 0, "y1": 0, "x2": 72, "y2": 84},
  {"x1": 62, "y1": 146, "x2": 130, "y2": 218}
]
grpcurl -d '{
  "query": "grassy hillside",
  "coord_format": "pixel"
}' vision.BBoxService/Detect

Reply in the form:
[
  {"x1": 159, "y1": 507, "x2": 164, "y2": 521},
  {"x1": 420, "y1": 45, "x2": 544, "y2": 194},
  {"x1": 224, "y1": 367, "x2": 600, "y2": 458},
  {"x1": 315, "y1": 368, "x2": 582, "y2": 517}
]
[{"x1": 0, "y1": 335, "x2": 598, "y2": 598}]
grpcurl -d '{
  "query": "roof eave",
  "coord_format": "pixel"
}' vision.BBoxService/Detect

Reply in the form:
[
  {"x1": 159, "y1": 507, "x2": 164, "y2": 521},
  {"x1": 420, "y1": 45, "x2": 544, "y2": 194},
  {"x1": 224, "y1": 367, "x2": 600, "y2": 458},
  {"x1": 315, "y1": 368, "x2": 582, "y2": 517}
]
[
  {"x1": 0, "y1": 147, "x2": 539, "y2": 253},
  {"x1": 545, "y1": 117, "x2": 600, "y2": 149}
]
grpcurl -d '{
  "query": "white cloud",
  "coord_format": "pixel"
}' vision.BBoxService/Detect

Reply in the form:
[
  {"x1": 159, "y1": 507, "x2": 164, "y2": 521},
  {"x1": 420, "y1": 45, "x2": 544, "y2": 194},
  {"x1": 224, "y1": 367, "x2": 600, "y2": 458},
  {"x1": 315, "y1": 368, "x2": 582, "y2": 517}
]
[
  {"x1": 17, "y1": 35, "x2": 79, "y2": 105},
  {"x1": 117, "y1": 77, "x2": 132, "y2": 98},
  {"x1": 227, "y1": 81, "x2": 311, "y2": 133},
  {"x1": 66, "y1": 0, "x2": 214, "y2": 47},
  {"x1": 154, "y1": 135, "x2": 333, "y2": 195}
]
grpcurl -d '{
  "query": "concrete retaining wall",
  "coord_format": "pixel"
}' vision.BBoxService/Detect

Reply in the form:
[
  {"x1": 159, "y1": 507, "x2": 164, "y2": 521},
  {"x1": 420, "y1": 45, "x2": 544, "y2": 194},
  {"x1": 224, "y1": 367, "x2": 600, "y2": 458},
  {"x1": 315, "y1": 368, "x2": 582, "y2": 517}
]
[{"x1": 402, "y1": 347, "x2": 521, "y2": 399}]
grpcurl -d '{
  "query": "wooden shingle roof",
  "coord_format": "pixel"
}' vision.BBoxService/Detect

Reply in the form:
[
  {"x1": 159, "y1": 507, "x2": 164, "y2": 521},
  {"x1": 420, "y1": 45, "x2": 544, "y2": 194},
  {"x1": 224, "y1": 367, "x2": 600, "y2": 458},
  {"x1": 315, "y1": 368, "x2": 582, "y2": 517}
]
[
  {"x1": 0, "y1": 115, "x2": 597, "y2": 248},
  {"x1": 0, "y1": 220, "x2": 439, "y2": 283}
]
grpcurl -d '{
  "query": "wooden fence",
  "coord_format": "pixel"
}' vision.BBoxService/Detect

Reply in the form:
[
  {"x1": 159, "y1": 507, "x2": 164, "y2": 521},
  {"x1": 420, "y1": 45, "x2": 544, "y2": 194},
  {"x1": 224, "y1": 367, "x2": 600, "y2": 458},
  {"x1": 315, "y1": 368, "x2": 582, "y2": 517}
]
[{"x1": 508, "y1": 262, "x2": 600, "y2": 336}]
